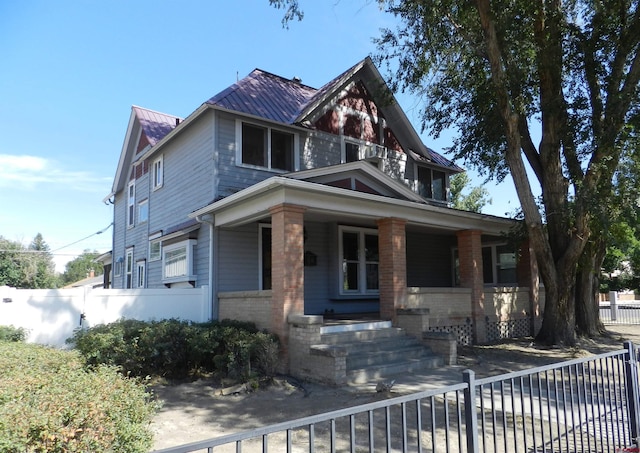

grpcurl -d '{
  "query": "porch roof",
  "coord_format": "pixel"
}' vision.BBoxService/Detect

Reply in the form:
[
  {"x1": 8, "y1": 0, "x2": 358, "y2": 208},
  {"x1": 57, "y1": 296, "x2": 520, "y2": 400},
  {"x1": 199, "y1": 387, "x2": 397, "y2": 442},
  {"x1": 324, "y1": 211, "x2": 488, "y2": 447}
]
[{"x1": 190, "y1": 174, "x2": 516, "y2": 235}]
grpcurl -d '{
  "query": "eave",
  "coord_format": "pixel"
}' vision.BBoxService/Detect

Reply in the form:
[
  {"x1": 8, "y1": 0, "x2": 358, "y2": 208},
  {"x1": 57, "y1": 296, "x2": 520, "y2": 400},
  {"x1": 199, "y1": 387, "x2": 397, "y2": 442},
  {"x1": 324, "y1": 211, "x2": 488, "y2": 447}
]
[{"x1": 190, "y1": 176, "x2": 515, "y2": 235}]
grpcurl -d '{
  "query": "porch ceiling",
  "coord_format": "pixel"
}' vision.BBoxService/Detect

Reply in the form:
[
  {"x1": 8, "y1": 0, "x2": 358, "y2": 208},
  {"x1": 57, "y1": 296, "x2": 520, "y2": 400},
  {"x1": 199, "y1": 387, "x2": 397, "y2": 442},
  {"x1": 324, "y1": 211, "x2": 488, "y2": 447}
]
[{"x1": 190, "y1": 176, "x2": 516, "y2": 235}]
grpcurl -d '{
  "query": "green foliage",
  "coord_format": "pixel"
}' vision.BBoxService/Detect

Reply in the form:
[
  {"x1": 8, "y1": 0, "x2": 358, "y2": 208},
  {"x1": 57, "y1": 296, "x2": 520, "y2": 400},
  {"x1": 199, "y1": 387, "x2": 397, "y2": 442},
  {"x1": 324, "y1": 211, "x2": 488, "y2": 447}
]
[
  {"x1": 449, "y1": 173, "x2": 492, "y2": 213},
  {"x1": 0, "y1": 234, "x2": 58, "y2": 288},
  {"x1": 68, "y1": 318, "x2": 279, "y2": 381},
  {"x1": 0, "y1": 342, "x2": 158, "y2": 452},
  {"x1": 0, "y1": 325, "x2": 27, "y2": 342},
  {"x1": 61, "y1": 250, "x2": 104, "y2": 286}
]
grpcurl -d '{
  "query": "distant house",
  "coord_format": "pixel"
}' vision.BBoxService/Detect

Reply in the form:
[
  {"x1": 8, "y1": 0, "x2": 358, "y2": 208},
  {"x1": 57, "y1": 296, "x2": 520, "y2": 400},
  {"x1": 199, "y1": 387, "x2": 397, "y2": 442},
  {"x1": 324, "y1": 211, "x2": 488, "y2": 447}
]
[
  {"x1": 105, "y1": 57, "x2": 542, "y2": 379},
  {"x1": 63, "y1": 270, "x2": 104, "y2": 289}
]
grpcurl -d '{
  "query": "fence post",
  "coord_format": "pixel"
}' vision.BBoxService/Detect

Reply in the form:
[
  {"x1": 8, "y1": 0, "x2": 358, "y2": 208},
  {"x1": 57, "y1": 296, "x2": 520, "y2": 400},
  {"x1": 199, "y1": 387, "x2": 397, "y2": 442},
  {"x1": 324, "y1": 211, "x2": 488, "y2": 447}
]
[
  {"x1": 463, "y1": 369, "x2": 479, "y2": 453},
  {"x1": 624, "y1": 341, "x2": 640, "y2": 445},
  {"x1": 611, "y1": 290, "x2": 618, "y2": 321}
]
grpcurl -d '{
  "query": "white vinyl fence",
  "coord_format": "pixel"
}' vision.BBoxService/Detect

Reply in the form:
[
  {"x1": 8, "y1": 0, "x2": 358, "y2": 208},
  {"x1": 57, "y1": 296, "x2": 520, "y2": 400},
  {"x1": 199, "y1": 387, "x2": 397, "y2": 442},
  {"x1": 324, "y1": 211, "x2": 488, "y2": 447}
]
[{"x1": 0, "y1": 285, "x2": 210, "y2": 348}]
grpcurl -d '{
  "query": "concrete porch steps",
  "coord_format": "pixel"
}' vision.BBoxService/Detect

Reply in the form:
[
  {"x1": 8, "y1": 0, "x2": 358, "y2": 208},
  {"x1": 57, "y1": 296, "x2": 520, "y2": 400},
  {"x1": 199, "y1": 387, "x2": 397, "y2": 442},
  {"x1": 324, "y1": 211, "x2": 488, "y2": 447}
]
[{"x1": 314, "y1": 321, "x2": 444, "y2": 384}]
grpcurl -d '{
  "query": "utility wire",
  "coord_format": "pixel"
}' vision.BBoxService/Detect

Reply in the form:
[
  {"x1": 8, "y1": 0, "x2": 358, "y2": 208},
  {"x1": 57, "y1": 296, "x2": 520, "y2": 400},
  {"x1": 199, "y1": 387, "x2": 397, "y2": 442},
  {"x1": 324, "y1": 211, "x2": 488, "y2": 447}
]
[{"x1": 50, "y1": 223, "x2": 113, "y2": 252}]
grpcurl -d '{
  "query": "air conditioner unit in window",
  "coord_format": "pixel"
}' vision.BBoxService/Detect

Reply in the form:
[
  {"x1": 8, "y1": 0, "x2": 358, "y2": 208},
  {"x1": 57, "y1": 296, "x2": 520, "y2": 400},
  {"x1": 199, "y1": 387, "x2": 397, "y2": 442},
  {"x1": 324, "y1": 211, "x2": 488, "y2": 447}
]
[{"x1": 364, "y1": 145, "x2": 387, "y2": 159}]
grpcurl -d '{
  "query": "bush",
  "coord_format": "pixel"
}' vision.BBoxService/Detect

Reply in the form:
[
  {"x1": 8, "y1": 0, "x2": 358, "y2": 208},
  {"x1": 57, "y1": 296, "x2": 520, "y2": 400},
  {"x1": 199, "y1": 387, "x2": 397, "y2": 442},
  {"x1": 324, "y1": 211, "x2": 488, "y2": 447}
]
[
  {"x1": 68, "y1": 318, "x2": 279, "y2": 380},
  {"x1": 0, "y1": 342, "x2": 158, "y2": 452},
  {"x1": 0, "y1": 325, "x2": 27, "y2": 342}
]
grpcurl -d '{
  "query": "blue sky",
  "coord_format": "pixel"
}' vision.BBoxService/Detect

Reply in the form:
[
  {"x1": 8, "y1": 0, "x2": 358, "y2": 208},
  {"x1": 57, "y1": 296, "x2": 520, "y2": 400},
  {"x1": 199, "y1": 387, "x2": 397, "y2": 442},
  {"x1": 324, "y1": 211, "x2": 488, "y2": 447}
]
[{"x1": 0, "y1": 1, "x2": 524, "y2": 272}]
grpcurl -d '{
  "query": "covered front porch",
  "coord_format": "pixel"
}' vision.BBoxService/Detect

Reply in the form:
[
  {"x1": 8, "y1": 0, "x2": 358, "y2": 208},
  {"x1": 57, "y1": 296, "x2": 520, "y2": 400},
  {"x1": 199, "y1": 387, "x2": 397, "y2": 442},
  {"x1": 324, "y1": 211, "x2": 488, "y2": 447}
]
[{"x1": 190, "y1": 164, "x2": 542, "y2": 374}]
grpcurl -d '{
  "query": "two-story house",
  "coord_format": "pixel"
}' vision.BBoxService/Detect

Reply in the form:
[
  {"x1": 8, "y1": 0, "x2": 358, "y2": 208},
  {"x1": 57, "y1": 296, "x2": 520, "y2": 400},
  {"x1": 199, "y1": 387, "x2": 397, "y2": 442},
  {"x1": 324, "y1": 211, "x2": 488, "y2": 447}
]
[{"x1": 105, "y1": 57, "x2": 542, "y2": 379}]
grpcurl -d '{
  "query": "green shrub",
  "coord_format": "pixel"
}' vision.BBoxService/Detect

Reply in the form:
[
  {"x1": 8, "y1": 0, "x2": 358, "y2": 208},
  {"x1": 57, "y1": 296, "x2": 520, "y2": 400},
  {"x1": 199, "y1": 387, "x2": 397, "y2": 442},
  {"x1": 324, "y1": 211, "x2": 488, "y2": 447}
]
[
  {"x1": 68, "y1": 318, "x2": 279, "y2": 380},
  {"x1": 0, "y1": 325, "x2": 27, "y2": 342},
  {"x1": 0, "y1": 342, "x2": 158, "y2": 452}
]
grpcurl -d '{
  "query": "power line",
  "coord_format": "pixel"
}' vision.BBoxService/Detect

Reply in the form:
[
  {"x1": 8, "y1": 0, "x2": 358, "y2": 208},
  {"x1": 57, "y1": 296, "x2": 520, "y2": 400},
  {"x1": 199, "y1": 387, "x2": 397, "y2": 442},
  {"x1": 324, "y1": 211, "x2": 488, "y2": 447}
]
[{"x1": 50, "y1": 223, "x2": 113, "y2": 252}]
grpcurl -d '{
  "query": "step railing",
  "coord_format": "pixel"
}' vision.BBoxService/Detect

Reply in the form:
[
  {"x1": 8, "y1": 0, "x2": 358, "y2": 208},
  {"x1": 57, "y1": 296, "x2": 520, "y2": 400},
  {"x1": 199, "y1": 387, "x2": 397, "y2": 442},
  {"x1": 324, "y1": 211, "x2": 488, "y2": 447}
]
[{"x1": 152, "y1": 341, "x2": 640, "y2": 453}]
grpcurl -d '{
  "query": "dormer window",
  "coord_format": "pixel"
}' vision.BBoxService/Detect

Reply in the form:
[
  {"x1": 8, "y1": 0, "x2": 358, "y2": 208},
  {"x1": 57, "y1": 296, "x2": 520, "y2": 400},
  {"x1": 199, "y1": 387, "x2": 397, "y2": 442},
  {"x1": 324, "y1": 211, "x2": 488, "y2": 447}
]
[{"x1": 417, "y1": 166, "x2": 447, "y2": 202}]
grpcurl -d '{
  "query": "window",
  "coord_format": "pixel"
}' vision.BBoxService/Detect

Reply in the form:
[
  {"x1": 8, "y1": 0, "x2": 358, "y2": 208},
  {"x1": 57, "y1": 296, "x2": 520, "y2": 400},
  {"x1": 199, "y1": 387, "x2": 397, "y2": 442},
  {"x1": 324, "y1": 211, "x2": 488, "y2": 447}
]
[
  {"x1": 453, "y1": 244, "x2": 518, "y2": 286},
  {"x1": 127, "y1": 181, "x2": 135, "y2": 227},
  {"x1": 138, "y1": 199, "x2": 148, "y2": 224},
  {"x1": 149, "y1": 238, "x2": 161, "y2": 261},
  {"x1": 114, "y1": 257, "x2": 123, "y2": 277},
  {"x1": 136, "y1": 260, "x2": 146, "y2": 288},
  {"x1": 271, "y1": 130, "x2": 294, "y2": 171},
  {"x1": 162, "y1": 239, "x2": 197, "y2": 283},
  {"x1": 417, "y1": 166, "x2": 447, "y2": 202},
  {"x1": 345, "y1": 142, "x2": 360, "y2": 163},
  {"x1": 152, "y1": 155, "x2": 163, "y2": 190},
  {"x1": 259, "y1": 225, "x2": 272, "y2": 290},
  {"x1": 339, "y1": 227, "x2": 379, "y2": 294},
  {"x1": 125, "y1": 248, "x2": 134, "y2": 288},
  {"x1": 238, "y1": 121, "x2": 295, "y2": 171}
]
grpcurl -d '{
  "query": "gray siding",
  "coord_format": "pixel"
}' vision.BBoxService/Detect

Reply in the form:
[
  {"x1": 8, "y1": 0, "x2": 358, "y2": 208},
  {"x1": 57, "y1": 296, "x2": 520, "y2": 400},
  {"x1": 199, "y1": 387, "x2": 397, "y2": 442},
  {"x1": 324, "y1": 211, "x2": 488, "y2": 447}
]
[
  {"x1": 406, "y1": 232, "x2": 456, "y2": 287},
  {"x1": 217, "y1": 224, "x2": 260, "y2": 292},
  {"x1": 301, "y1": 132, "x2": 341, "y2": 170},
  {"x1": 302, "y1": 221, "x2": 330, "y2": 314}
]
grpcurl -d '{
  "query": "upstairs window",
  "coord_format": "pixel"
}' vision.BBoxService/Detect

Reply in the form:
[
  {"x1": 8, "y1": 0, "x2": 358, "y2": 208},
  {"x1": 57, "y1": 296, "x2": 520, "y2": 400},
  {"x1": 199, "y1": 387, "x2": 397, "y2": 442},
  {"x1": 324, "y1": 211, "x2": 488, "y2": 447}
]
[
  {"x1": 417, "y1": 166, "x2": 447, "y2": 202},
  {"x1": 127, "y1": 181, "x2": 135, "y2": 228},
  {"x1": 138, "y1": 199, "x2": 148, "y2": 224},
  {"x1": 152, "y1": 155, "x2": 163, "y2": 190},
  {"x1": 238, "y1": 121, "x2": 295, "y2": 171},
  {"x1": 345, "y1": 142, "x2": 360, "y2": 163}
]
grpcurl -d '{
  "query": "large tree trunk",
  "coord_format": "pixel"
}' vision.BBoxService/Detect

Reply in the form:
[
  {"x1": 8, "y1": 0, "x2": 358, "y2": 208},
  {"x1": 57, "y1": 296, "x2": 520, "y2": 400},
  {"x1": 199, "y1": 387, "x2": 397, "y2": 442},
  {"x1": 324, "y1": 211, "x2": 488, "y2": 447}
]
[
  {"x1": 534, "y1": 256, "x2": 578, "y2": 346},
  {"x1": 575, "y1": 239, "x2": 607, "y2": 336}
]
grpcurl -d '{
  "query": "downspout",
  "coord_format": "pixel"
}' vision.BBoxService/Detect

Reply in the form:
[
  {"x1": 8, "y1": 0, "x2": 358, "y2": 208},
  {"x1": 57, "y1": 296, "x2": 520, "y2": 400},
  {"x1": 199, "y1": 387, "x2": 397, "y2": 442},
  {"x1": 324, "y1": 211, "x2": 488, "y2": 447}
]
[{"x1": 195, "y1": 213, "x2": 216, "y2": 321}]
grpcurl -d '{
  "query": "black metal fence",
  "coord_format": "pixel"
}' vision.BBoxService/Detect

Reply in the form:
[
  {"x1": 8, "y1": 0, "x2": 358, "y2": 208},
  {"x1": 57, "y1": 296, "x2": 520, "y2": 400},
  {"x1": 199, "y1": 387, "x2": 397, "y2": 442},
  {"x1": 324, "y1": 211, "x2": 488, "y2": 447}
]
[{"x1": 152, "y1": 342, "x2": 640, "y2": 453}]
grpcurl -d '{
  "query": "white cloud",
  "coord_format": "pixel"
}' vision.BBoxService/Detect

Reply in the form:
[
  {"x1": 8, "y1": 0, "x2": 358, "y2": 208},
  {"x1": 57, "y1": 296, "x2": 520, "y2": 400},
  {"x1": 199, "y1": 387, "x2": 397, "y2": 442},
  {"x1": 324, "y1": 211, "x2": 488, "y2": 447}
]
[{"x1": 0, "y1": 154, "x2": 110, "y2": 192}]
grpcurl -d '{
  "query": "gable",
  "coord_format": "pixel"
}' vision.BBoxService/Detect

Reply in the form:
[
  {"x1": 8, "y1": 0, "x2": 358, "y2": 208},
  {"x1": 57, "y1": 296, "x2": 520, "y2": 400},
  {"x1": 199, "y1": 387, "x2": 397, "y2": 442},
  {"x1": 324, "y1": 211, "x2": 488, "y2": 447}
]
[{"x1": 286, "y1": 161, "x2": 425, "y2": 203}]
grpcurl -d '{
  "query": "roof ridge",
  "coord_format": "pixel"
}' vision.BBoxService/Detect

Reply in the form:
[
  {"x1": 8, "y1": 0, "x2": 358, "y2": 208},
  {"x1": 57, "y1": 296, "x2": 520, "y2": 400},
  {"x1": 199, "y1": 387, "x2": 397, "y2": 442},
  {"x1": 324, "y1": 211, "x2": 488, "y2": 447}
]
[
  {"x1": 132, "y1": 104, "x2": 182, "y2": 120},
  {"x1": 250, "y1": 68, "x2": 317, "y2": 91}
]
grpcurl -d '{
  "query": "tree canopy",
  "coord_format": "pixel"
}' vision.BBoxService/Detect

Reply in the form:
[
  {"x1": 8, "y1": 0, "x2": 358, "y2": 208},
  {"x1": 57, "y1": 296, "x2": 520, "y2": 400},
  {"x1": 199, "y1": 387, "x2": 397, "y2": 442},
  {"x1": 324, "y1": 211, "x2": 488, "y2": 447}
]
[
  {"x1": 61, "y1": 250, "x2": 104, "y2": 286},
  {"x1": 272, "y1": 0, "x2": 640, "y2": 345},
  {"x1": 0, "y1": 234, "x2": 57, "y2": 288},
  {"x1": 449, "y1": 173, "x2": 492, "y2": 213}
]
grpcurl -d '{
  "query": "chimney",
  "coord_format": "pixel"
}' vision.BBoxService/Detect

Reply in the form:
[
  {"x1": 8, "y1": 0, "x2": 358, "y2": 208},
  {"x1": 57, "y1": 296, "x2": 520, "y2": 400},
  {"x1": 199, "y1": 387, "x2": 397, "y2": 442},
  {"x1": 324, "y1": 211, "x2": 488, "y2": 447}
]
[{"x1": 175, "y1": 118, "x2": 180, "y2": 126}]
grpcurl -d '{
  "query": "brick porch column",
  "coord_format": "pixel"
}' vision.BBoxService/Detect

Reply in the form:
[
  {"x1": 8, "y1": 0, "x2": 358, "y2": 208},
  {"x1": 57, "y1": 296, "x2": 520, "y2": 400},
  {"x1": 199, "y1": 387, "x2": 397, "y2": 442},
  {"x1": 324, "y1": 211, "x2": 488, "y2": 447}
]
[
  {"x1": 456, "y1": 230, "x2": 486, "y2": 344},
  {"x1": 377, "y1": 217, "x2": 407, "y2": 324},
  {"x1": 517, "y1": 240, "x2": 541, "y2": 336},
  {"x1": 269, "y1": 203, "x2": 306, "y2": 370}
]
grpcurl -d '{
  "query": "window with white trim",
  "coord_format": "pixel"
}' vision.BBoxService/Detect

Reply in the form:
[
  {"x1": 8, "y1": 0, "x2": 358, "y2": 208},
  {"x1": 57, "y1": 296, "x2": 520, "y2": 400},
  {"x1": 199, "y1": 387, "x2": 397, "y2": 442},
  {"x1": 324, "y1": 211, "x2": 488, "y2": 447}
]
[
  {"x1": 127, "y1": 181, "x2": 135, "y2": 228},
  {"x1": 339, "y1": 226, "x2": 379, "y2": 294},
  {"x1": 152, "y1": 155, "x2": 163, "y2": 190},
  {"x1": 114, "y1": 257, "x2": 123, "y2": 277},
  {"x1": 138, "y1": 199, "x2": 148, "y2": 224},
  {"x1": 259, "y1": 224, "x2": 272, "y2": 290},
  {"x1": 149, "y1": 238, "x2": 161, "y2": 261},
  {"x1": 125, "y1": 248, "x2": 134, "y2": 288},
  {"x1": 136, "y1": 260, "x2": 146, "y2": 288},
  {"x1": 162, "y1": 239, "x2": 197, "y2": 283},
  {"x1": 237, "y1": 121, "x2": 295, "y2": 171}
]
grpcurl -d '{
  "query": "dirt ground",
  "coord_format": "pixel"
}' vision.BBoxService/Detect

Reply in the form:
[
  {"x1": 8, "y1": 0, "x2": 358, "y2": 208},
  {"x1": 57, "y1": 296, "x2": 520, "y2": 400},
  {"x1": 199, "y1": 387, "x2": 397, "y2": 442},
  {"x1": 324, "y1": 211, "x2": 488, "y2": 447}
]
[{"x1": 150, "y1": 325, "x2": 640, "y2": 451}]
